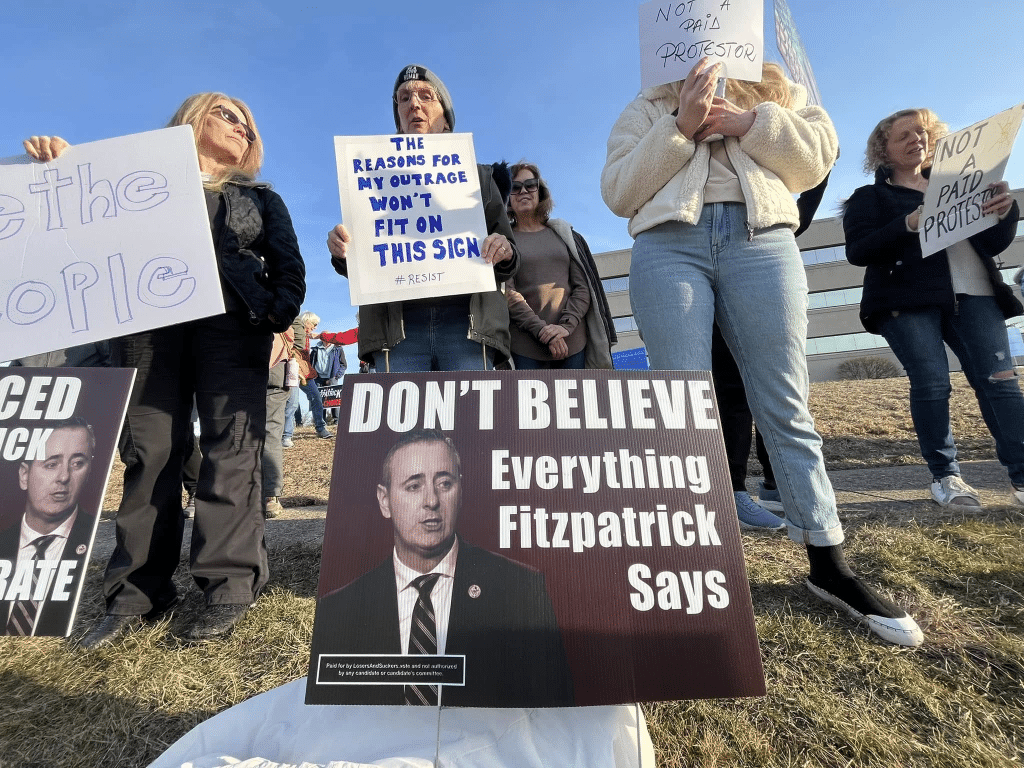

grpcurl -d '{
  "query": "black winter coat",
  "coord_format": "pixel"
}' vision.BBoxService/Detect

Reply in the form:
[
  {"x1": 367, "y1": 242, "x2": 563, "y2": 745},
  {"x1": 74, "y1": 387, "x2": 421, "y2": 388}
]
[
  {"x1": 843, "y1": 167, "x2": 1020, "y2": 333},
  {"x1": 216, "y1": 181, "x2": 306, "y2": 333}
]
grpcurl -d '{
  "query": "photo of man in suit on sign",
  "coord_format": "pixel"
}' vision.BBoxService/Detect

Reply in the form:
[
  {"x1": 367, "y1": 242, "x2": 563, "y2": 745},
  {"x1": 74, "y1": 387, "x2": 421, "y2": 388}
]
[
  {"x1": 1, "y1": 418, "x2": 97, "y2": 636},
  {"x1": 307, "y1": 428, "x2": 574, "y2": 707}
]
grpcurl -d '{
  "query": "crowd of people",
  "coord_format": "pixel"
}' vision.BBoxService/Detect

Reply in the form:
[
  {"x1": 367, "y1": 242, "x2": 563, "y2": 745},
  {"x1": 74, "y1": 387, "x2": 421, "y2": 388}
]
[{"x1": 12, "y1": 58, "x2": 1022, "y2": 660}]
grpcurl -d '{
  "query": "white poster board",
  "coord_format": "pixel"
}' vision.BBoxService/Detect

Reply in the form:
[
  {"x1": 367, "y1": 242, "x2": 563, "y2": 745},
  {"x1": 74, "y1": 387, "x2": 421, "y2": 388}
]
[
  {"x1": 0, "y1": 126, "x2": 223, "y2": 362},
  {"x1": 920, "y1": 104, "x2": 1024, "y2": 257},
  {"x1": 639, "y1": 0, "x2": 763, "y2": 89},
  {"x1": 334, "y1": 133, "x2": 496, "y2": 307}
]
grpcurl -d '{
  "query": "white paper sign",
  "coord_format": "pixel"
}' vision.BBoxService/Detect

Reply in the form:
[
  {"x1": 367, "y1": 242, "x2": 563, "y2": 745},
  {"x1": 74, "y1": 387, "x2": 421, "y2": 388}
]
[
  {"x1": 0, "y1": 126, "x2": 223, "y2": 362},
  {"x1": 639, "y1": 0, "x2": 763, "y2": 89},
  {"x1": 334, "y1": 133, "x2": 496, "y2": 307},
  {"x1": 920, "y1": 104, "x2": 1024, "y2": 257}
]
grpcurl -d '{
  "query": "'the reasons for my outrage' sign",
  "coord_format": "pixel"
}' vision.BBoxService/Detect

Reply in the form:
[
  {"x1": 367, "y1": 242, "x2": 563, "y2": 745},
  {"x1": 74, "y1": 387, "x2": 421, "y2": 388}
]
[
  {"x1": 639, "y1": 0, "x2": 763, "y2": 89},
  {"x1": 0, "y1": 126, "x2": 223, "y2": 362},
  {"x1": 921, "y1": 104, "x2": 1024, "y2": 257},
  {"x1": 334, "y1": 133, "x2": 496, "y2": 307}
]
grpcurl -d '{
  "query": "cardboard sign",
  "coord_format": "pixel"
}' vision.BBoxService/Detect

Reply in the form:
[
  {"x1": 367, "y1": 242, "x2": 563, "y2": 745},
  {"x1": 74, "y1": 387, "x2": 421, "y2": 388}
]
[
  {"x1": 319, "y1": 383, "x2": 344, "y2": 410},
  {"x1": 0, "y1": 126, "x2": 224, "y2": 362},
  {"x1": 0, "y1": 367, "x2": 134, "y2": 637},
  {"x1": 334, "y1": 133, "x2": 497, "y2": 307},
  {"x1": 920, "y1": 104, "x2": 1024, "y2": 257},
  {"x1": 306, "y1": 371, "x2": 766, "y2": 708},
  {"x1": 639, "y1": 0, "x2": 763, "y2": 89}
]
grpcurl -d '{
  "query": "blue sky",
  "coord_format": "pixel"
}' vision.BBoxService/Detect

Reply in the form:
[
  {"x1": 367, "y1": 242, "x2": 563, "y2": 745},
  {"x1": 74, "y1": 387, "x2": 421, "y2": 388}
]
[{"x1": 3, "y1": 0, "x2": 1022, "y2": 352}]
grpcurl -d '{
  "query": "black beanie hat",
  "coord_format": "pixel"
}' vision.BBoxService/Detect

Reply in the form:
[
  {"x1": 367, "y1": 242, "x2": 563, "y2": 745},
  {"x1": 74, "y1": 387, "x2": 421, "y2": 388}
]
[{"x1": 392, "y1": 64, "x2": 455, "y2": 133}]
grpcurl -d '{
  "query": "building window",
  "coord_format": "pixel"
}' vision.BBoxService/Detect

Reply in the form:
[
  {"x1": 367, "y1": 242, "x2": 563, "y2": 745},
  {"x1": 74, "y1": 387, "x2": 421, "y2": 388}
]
[
  {"x1": 602, "y1": 276, "x2": 630, "y2": 293},
  {"x1": 808, "y1": 286, "x2": 863, "y2": 310},
  {"x1": 801, "y1": 245, "x2": 847, "y2": 266},
  {"x1": 613, "y1": 316, "x2": 639, "y2": 333},
  {"x1": 806, "y1": 333, "x2": 890, "y2": 356}
]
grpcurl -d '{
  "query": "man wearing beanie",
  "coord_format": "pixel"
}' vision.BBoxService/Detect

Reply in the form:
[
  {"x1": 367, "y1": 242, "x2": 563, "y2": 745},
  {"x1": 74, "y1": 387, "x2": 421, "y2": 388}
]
[{"x1": 328, "y1": 64, "x2": 519, "y2": 372}]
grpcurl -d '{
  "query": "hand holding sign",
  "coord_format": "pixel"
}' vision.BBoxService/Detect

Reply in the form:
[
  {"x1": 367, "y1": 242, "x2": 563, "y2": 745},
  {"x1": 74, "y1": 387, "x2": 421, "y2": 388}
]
[
  {"x1": 23, "y1": 136, "x2": 70, "y2": 162},
  {"x1": 676, "y1": 58, "x2": 720, "y2": 140}
]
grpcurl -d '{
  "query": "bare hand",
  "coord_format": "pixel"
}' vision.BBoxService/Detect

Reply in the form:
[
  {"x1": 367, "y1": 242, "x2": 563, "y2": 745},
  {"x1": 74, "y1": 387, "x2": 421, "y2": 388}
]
[
  {"x1": 676, "y1": 57, "x2": 720, "y2": 141},
  {"x1": 24, "y1": 136, "x2": 70, "y2": 162},
  {"x1": 538, "y1": 324, "x2": 569, "y2": 345},
  {"x1": 327, "y1": 224, "x2": 350, "y2": 260},
  {"x1": 982, "y1": 181, "x2": 1014, "y2": 217},
  {"x1": 692, "y1": 98, "x2": 756, "y2": 143},
  {"x1": 906, "y1": 205, "x2": 923, "y2": 232},
  {"x1": 481, "y1": 233, "x2": 513, "y2": 265},
  {"x1": 548, "y1": 337, "x2": 569, "y2": 360}
]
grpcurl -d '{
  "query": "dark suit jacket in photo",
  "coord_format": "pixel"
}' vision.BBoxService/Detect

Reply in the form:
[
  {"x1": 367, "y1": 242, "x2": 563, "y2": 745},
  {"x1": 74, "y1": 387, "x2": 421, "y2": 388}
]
[
  {"x1": 0, "y1": 511, "x2": 96, "y2": 636},
  {"x1": 307, "y1": 539, "x2": 574, "y2": 707}
]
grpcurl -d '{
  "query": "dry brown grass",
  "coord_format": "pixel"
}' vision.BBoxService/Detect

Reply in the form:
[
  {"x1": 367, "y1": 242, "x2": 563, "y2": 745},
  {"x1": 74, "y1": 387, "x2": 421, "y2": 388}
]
[{"x1": 2, "y1": 374, "x2": 1022, "y2": 767}]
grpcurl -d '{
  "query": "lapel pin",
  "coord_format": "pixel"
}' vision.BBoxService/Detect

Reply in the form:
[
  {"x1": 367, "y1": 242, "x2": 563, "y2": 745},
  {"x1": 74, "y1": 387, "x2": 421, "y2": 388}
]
[
  {"x1": 468, "y1": 584, "x2": 481, "y2": 599},
  {"x1": 76, "y1": 544, "x2": 87, "y2": 555}
]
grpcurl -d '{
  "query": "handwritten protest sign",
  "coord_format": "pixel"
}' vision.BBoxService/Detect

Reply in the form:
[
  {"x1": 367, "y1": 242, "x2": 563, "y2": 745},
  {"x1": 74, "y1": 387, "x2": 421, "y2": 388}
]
[
  {"x1": 307, "y1": 371, "x2": 765, "y2": 707},
  {"x1": 0, "y1": 367, "x2": 134, "y2": 637},
  {"x1": 920, "y1": 104, "x2": 1024, "y2": 257},
  {"x1": 0, "y1": 126, "x2": 223, "y2": 362},
  {"x1": 334, "y1": 133, "x2": 496, "y2": 307},
  {"x1": 640, "y1": 0, "x2": 763, "y2": 89}
]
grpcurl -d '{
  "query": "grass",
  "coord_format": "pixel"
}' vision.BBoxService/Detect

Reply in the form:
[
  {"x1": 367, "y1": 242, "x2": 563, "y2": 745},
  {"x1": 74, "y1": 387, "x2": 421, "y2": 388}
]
[{"x1": 1, "y1": 373, "x2": 1022, "y2": 767}]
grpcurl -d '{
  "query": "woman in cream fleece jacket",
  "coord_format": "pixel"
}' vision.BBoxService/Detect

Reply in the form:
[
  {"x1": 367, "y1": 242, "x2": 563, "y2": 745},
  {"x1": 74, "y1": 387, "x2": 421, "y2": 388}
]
[{"x1": 601, "y1": 59, "x2": 923, "y2": 648}]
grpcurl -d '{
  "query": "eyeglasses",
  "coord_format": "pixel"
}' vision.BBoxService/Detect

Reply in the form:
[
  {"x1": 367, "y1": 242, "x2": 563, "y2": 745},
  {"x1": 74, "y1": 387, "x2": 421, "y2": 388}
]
[
  {"x1": 511, "y1": 178, "x2": 540, "y2": 194},
  {"x1": 395, "y1": 87, "x2": 439, "y2": 106},
  {"x1": 211, "y1": 105, "x2": 256, "y2": 143}
]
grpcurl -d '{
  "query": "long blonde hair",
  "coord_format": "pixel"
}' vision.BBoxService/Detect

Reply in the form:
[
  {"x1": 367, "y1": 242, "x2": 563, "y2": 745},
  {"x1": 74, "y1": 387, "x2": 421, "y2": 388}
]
[
  {"x1": 168, "y1": 92, "x2": 263, "y2": 189},
  {"x1": 725, "y1": 62, "x2": 792, "y2": 111}
]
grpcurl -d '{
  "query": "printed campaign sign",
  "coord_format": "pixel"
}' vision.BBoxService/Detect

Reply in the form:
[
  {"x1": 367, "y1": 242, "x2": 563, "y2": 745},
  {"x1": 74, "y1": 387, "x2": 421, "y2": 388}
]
[
  {"x1": 0, "y1": 126, "x2": 224, "y2": 362},
  {"x1": 306, "y1": 371, "x2": 766, "y2": 708},
  {"x1": 0, "y1": 367, "x2": 134, "y2": 637},
  {"x1": 334, "y1": 133, "x2": 497, "y2": 307},
  {"x1": 319, "y1": 383, "x2": 344, "y2": 410},
  {"x1": 920, "y1": 104, "x2": 1024, "y2": 257},
  {"x1": 640, "y1": 0, "x2": 763, "y2": 90}
]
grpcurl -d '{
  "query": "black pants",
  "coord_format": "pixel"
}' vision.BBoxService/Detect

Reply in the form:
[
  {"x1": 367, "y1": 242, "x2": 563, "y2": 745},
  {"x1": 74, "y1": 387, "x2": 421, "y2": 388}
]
[
  {"x1": 711, "y1": 322, "x2": 776, "y2": 493},
  {"x1": 106, "y1": 311, "x2": 272, "y2": 614}
]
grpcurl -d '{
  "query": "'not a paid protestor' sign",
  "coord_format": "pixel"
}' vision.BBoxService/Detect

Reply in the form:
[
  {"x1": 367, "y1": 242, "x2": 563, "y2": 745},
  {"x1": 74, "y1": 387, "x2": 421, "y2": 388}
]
[
  {"x1": 920, "y1": 104, "x2": 1024, "y2": 257},
  {"x1": 639, "y1": 0, "x2": 763, "y2": 90},
  {"x1": 0, "y1": 126, "x2": 224, "y2": 362},
  {"x1": 334, "y1": 133, "x2": 496, "y2": 307}
]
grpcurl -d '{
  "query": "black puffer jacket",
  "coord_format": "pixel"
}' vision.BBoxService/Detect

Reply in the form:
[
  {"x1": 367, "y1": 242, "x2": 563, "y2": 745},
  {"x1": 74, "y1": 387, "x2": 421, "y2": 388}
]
[
  {"x1": 216, "y1": 181, "x2": 305, "y2": 332},
  {"x1": 843, "y1": 167, "x2": 1021, "y2": 333}
]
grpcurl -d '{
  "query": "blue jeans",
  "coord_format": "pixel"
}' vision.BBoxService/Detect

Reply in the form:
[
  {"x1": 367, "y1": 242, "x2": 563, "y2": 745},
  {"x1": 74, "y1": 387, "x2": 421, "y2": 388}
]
[
  {"x1": 878, "y1": 296, "x2": 1024, "y2": 486},
  {"x1": 283, "y1": 377, "x2": 326, "y2": 436},
  {"x1": 373, "y1": 299, "x2": 494, "y2": 372},
  {"x1": 512, "y1": 347, "x2": 586, "y2": 370},
  {"x1": 629, "y1": 204, "x2": 842, "y2": 546}
]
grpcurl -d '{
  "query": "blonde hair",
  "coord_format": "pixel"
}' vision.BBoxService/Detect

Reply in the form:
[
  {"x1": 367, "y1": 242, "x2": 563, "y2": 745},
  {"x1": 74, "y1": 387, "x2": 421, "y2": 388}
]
[
  {"x1": 863, "y1": 108, "x2": 948, "y2": 174},
  {"x1": 725, "y1": 62, "x2": 792, "y2": 111},
  {"x1": 168, "y1": 92, "x2": 263, "y2": 189}
]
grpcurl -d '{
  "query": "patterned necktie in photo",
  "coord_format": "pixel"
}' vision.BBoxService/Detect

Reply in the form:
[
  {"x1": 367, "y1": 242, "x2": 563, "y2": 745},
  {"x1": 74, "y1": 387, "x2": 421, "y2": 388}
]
[
  {"x1": 404, "y1": 572, "x2": 442, "y2": 706},
  {"x1": 6, "y1": 534, "x2": 58, "y2": 636}
]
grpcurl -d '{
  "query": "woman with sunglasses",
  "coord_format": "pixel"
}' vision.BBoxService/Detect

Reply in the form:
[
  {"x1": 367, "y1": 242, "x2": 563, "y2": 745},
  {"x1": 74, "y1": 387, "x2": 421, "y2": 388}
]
[
  {"x1": 505, "y1": 162, "x2": 615, "y2": 369},
  {"x1": 26, "y1": 92, "x2": 306, "y2": 647}
]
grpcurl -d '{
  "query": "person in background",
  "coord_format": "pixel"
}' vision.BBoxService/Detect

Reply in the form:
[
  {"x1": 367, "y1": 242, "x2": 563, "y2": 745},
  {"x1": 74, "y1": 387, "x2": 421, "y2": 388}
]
[
  {"x1": 844, "y1": 108, "x2": 1022, "y2": 508},
  {"x1": 601, "y1": 58, "x2": 922, "y2": 647},
  {"x1": 284, "y1": 312, "x2": 332, "y2": 441},
  {"x1": 27, "y1": 90, "x2": 306, "y2": 648},
  {"x1": 504, "y1": 161, "x2": 616, "y2": 370},
  {"x1": 263, "y1": 325, "x2": 295, "y2": 519},
  {"x1": 327, "y1": 64, "x2": 517, "y2": 372}
]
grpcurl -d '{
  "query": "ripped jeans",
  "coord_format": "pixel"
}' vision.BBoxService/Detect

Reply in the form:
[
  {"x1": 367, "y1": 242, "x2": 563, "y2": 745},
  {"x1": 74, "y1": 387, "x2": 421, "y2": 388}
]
[{"x1": 878, "y1": 295, "x2": 1024, "y2": 486}]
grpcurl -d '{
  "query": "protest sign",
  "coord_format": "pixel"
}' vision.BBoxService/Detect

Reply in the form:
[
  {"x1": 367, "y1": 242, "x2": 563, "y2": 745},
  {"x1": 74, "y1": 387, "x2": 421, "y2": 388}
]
[
  {"x1": 920, "y1": 104, "x2": 1024, "y2": 257},
  {"x1": 0, "y1": 126, "x2": 224, "y2": 362},
  {"x1": 319, "y1": 383, "x2": 344, "y2": 410},
  {"x1": 0, "y1": 367, "x2": 134, "y2": 637},
  {"x1": 334, "y1": 133, "x2": 497, "y2": 307},
  {"x1": 306, "y1": 370, "x2": 766, "y2": 708},
  {"x1": 639, "y1": 0, "x2": 763, "y2": 89}
]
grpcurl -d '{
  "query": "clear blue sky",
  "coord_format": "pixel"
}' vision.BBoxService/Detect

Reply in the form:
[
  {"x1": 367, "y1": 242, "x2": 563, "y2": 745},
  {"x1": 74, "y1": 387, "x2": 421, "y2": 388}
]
[{"x1": 4, "y1": 0, "x2": 1022, "y2": 354}]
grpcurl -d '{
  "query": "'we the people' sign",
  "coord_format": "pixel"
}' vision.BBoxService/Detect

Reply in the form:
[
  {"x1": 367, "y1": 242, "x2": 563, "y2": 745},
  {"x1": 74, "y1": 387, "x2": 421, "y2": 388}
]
[{"x1": 0, "y1": 126, "x2": 223, "y2": 362}]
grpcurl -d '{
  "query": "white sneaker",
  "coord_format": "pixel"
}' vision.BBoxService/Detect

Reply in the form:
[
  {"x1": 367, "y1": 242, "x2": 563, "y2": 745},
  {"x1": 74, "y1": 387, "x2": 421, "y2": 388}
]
[
  {"x1": 929, "y1": 476, "x2": 981, "y2": 508},
  {"x1": 1013, "y1": 486, "x2": 1024, "y2": 506}
]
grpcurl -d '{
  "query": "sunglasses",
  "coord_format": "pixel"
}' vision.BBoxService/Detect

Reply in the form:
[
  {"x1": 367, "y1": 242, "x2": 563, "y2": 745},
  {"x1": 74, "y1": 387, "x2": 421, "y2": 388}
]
[
  {"x1": 511, "y1": 178, "x2": 540, "y2": 194},
  {"x1": 211, "y1": 105, "x2": 256, "y2": 144}
]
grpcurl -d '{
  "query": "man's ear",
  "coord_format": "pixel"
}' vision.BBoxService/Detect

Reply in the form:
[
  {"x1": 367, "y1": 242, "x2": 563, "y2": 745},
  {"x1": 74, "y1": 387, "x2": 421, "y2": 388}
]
[
  {"x1": 18, "y1": 462, "x2": 29, "y2": 492},
  {"x1": 377, "y1": 484, "x2": 391, "y2": 519}
]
